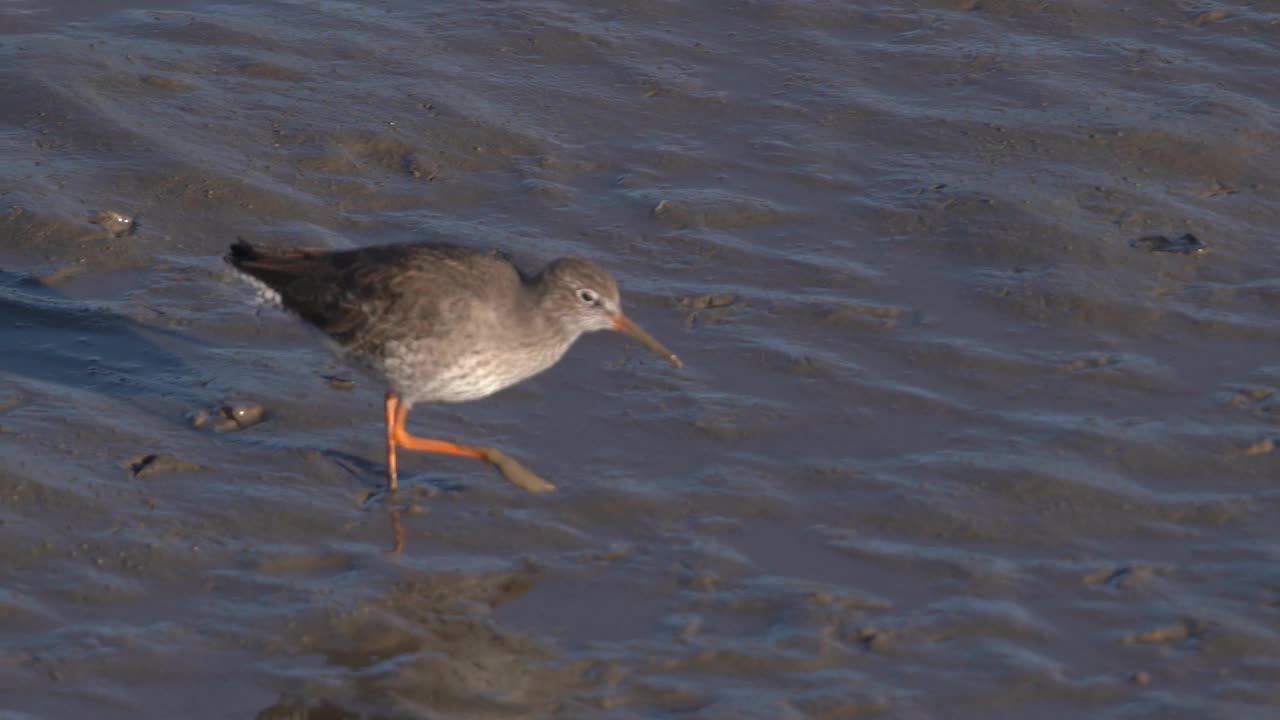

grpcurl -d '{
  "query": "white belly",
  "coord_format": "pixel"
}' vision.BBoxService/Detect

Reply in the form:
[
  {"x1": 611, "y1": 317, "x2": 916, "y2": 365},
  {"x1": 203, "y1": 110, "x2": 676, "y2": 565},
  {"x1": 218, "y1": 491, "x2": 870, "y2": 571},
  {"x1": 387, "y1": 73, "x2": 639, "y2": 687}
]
[{"x1": 378, "y1": 338, "x2": 569, "y2": 405}]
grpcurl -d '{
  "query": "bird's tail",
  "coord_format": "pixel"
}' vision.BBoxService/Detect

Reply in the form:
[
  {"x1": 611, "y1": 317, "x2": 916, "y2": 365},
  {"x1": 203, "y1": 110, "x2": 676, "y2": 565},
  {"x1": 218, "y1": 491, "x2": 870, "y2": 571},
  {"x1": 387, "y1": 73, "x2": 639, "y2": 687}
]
[
  {"x1": 227, "y1": 236, "x2": 262, "y2": 264},
  {"x1": 225, "y1": 237, "x2": 324, "y2": 292},
  {"x1": 225, "y1": 237, "x2": 324, "y2": 307}
]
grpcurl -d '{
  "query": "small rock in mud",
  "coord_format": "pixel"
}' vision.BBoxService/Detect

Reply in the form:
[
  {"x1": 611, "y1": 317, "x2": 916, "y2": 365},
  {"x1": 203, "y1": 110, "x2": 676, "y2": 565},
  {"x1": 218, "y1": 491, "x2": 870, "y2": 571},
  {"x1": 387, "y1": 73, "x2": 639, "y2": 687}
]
[
  {"x1": 679, "y1": 292, "x2": 738, "y2": 310},
  {"x1": 213, "y1": 403, "x2": 267, "y2": 432},
  {"x1": 87, "y1": 210, "x2": 137, "y2": 237},
  {"x1": 126, "y1": 453, "x2": 206, "y2": 478},
  {"x1": 187, "y1": 401, "x2": 268, "y2": 433},
  {"x1": 1130, "y1": 233, "x2": 1206, "y2": 255},
  {"x1": 1130, "y1": 671, "x2": 1152, "y2": 686}
]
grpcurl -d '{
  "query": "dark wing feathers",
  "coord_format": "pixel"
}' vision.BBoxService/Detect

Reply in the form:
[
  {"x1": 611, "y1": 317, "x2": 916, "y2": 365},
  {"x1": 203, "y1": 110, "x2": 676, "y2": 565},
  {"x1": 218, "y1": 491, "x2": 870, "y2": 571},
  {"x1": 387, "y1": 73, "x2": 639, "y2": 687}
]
[{"x1": 226, "y1": 238, "x2": 523, "y2": 351}]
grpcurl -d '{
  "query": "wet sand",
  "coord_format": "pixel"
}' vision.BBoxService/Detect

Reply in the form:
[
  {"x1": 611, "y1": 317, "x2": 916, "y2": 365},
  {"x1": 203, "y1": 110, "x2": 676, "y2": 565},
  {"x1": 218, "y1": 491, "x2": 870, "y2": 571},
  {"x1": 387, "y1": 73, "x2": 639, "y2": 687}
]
[{"x1": 3, "y1": 0, "x2": 1280, "y2": 717}]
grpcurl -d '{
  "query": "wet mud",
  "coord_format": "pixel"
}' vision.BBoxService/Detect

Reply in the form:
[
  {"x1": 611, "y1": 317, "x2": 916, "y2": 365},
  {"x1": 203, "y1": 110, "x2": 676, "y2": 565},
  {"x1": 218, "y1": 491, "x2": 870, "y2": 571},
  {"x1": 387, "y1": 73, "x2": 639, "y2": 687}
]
[{"x1": 3, "y1": 0, "x2": 1280, "y2": 718}]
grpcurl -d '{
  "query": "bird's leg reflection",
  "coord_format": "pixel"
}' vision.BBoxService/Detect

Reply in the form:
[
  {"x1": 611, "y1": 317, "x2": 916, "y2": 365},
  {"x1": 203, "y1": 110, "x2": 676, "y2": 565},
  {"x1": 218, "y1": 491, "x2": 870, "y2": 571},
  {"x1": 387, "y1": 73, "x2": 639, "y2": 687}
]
[
  {"x1": 361, "y1": 486, "x2": 406, "y2": 555},
  {"x1": 386, "y1": 506, "x2": 405, "y2": 555}
]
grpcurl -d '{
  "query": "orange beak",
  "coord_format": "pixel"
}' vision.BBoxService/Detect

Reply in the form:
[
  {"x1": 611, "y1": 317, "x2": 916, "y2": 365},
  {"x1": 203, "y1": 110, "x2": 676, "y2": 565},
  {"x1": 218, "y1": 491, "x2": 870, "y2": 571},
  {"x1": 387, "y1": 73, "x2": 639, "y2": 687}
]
[{"x1": 611, "y1": 313, "x2": 682, "y2": 368}]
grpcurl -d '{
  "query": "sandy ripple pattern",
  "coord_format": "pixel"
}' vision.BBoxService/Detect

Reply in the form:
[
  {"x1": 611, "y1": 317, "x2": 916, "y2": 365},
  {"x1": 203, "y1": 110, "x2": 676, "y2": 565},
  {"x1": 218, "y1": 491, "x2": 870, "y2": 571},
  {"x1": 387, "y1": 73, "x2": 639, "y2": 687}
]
[{"x1": 3, "y1": 0, "x2": 1280, "y2": 717}]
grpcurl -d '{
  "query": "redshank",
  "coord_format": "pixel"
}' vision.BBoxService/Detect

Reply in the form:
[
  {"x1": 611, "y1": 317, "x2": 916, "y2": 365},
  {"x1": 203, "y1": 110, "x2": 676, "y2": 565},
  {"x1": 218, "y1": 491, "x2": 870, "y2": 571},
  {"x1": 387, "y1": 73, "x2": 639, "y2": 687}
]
[{"x1": 226, "y1": 238, "x2": 681, "y2": 493}]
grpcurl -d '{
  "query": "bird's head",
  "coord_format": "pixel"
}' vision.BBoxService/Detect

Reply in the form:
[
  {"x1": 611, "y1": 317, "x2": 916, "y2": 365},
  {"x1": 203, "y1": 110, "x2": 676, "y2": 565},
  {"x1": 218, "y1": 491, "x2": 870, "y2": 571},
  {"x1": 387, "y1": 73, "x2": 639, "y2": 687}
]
[{"x1": 540, "y1": 258, "x2": 682, "y2": 368}]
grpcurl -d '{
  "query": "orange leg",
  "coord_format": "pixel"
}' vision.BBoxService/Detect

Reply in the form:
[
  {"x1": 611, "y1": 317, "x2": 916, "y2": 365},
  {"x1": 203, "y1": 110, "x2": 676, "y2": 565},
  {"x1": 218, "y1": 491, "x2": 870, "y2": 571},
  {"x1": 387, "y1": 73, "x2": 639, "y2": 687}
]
[
  {"x1": 383, "y1": 390, "x2": 497, "y2": 490},
  {"x1": 384, "y1": 391, "x2": 399, "y2": 489},
  {"x1": 382, "y1": 390, "x2": 556, "y2": 494},
  {"x1": 390, "y1": 392, "x2": 489, "y2": 461}
]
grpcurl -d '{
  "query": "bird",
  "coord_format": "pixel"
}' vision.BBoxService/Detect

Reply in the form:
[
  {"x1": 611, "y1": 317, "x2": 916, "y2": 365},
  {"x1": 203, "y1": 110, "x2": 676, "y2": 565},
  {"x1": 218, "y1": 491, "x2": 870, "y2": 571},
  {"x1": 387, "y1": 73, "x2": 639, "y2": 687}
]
[{"x1": 225, "y1": 237, "x2": 682, "y2": 494}]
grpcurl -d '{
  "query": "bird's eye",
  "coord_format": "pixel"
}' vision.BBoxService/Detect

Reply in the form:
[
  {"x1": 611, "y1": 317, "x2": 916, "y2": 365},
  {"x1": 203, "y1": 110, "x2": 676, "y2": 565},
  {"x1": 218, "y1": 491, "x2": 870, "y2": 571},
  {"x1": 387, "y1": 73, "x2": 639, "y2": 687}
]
[{"x1": 577, "y1": 288, "x2": 599, "y2": 304}]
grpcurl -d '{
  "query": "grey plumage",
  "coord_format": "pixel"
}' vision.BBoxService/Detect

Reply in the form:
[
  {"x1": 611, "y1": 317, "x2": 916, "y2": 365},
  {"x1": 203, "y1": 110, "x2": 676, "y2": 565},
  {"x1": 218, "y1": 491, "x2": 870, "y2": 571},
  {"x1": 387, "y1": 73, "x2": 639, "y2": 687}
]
[{"x1": 227, "y1": 238, "x2": 674, "y2": 407}]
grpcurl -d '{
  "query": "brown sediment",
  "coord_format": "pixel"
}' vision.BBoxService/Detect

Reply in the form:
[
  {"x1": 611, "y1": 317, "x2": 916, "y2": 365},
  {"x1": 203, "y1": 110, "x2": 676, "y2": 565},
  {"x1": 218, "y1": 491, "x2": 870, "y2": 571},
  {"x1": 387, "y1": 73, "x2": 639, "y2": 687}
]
[
  {"x1": 678, "y1": 292, "x2": 738, "y2": 310},
  {"x1": 126, "y1": 453, "x2": 206, "y2": 478},
  {"x1": 239, "y1": 62, "x2": 307, "y2": 82},
  {"x1": 140, "y1": 74, "x2": 194, "y2": 92},
  {"x1": 1, "y1": 0, "x2": 1279, "y2": 717},
  {"x1": 325, "y1": 376, "x2": 355, "y2": 390}
]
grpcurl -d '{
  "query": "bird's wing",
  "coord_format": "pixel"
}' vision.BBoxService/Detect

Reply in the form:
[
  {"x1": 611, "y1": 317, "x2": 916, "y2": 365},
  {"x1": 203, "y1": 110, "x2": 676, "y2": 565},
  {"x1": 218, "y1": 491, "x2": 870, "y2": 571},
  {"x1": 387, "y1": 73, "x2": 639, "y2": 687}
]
[{"x1": 229, "y1": 240, "x2": 522, "y2": 353}]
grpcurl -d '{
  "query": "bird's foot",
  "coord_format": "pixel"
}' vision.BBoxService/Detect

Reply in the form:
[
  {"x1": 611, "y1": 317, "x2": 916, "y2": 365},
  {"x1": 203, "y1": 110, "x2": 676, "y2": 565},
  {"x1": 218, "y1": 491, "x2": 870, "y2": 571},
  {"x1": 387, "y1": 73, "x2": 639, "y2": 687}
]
[{"x1": 482, "y1": 449, "x2": 556, "y2": 493}]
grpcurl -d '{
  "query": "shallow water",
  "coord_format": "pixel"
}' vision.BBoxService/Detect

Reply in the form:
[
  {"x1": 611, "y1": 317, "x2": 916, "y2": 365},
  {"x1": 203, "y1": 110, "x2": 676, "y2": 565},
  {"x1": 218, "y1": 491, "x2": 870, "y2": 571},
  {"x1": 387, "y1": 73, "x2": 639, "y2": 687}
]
[{"x1": 2, "y1": 1, "x2": 1280, "y2": 717}]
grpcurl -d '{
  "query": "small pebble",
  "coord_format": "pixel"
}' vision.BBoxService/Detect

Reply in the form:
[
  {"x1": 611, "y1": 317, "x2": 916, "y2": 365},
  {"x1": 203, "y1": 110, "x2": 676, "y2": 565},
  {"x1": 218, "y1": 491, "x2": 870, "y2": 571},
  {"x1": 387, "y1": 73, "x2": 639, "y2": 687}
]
[
  {"x1": 1131, "y1": 671, "x2": 1152, "y2": 686},
  {"x1": 212, "y1": 403, "x2": 267, "y2": 432},
  {"x1": 87, "y1": 210, "x2": 137, "y2": 237}
]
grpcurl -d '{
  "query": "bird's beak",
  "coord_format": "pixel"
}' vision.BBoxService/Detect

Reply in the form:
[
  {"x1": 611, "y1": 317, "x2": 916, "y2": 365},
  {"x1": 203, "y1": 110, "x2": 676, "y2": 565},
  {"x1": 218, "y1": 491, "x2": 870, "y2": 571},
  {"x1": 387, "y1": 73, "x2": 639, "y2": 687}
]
[{"x1": 611, "y1": 313, "x2": 682, "y2": 368}]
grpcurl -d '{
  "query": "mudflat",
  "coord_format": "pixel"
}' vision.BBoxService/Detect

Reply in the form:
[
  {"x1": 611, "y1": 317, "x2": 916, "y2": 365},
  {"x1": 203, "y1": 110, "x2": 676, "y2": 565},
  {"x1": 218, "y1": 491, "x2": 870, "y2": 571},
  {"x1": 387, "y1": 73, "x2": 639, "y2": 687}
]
[{"x1": 2, "y1": 1, "x2": 1279, "y2": 717}]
